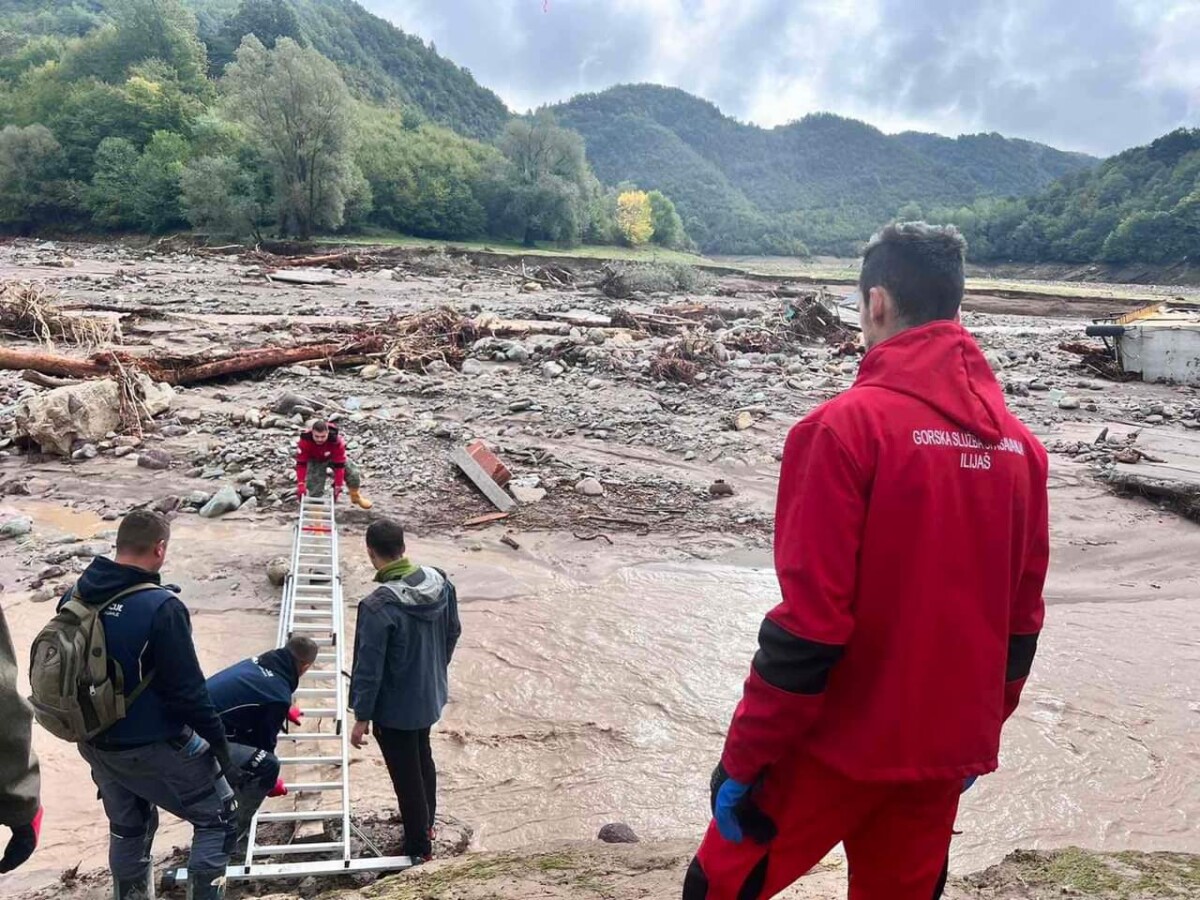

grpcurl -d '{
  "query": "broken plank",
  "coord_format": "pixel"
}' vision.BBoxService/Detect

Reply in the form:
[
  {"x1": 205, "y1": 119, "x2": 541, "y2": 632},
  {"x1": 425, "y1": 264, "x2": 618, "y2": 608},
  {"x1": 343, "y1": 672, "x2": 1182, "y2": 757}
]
[
  {"x1": 265, "y1": 269, "x2": 346, "y2": 286},
  {"x1": 462, "y1": 512, "x2": 511, "y2": 528},
  {"x1": 452, "y1": 446, "x2": 516, "y2": 513}
]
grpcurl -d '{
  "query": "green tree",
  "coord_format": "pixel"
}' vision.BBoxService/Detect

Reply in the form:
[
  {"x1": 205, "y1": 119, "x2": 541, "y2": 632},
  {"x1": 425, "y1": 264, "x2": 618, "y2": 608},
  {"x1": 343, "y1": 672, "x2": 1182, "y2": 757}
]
[
  {"x1": 0, "y1": 124, "x2": 82, "y2": 232},
  {"x1": 616, "y1": 189, "x2": 654, "y2": 246},
  {"x1": 61, "y1": 0, "x2": 208, "y2": 89},
  {"x1": 87, "y1": 137, "x2": 141, "y2": 228},
  {"x1": 181, "y1": 154, "x2": 272, "y2": 239},
  {"x1": 131, "y1": 131, "x2": 189, "y2": 232},
  {"x1": 490, "y1": 114, "x2": 596, "y2": 246},
  {"x1": 647, "y1": 190, "x2": 686, "y2": 248},
  {"x1": 221, "y1": 36, "x2": 359, "y2": 239},
  {"x1": 208, "y1": 0, "x2": 302, "y2": 74}
]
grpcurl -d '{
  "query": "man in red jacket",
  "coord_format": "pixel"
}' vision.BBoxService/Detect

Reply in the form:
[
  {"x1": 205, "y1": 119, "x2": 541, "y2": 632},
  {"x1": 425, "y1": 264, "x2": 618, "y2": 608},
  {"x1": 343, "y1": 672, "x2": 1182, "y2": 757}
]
[
  {"x1": 295, "y1": 420, "x2": 373, "y2": 509},
  {"x1": 684, "y1": 222, "x2": 1049, "y2": 900}
]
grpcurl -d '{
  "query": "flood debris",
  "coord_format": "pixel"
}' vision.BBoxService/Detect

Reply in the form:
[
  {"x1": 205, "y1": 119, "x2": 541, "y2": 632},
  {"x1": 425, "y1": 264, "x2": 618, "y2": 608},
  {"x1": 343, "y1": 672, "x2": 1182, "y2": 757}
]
[
  {"x1": 0, "y1": 281, "x2": 120, "y2": 347},
  {"x1": 453, "y1": 442, "x2": 516, "y2": 512}
]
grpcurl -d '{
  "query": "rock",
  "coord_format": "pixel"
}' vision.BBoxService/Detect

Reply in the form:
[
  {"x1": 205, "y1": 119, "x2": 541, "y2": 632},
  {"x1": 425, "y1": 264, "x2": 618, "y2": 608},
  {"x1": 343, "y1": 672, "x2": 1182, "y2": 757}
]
[
  {"x1": 983, "y1": 350, "x2": 1008, "y2": 373},
  {"x1": 1057, "y1": 396, "x2": 1081, "y2": 411},
  {"x1": 709, "y1": 479, "x2": 735, "y2": 498},
  {"x1": 0, "y1": 517, "x2": 33, "y2": 540},
  {"x1": 245, "y1": 409, "x2": 262, "y2": 428},
  {"x1": 522, "y1": 281, "x2": 543, "y2": 292},
  {"x1": 542, "y1": 361, "x2": 565, "y2": 378},
  {"x1": 233, "y1": 496, "x2": 258, "y2": 514},
  {"x1": 267, "y1": 557, "x2": 291, "y2": 587},
  {"x1": 31, "y1": 586, "x2": 57, "y2": 604},
  {"x1": 184, "y1": 491, "x2": 211, "y2": 507},
  {"x1": 137, "y1": 449, "x2": 172, "y2": 471},
  {"x1": 35, "y1": 565, "x2": 68, "y2": 583},
  {"x1": 199, "y1": 486, "x2": 242, "y2": 518},
  {"x1": 508, "y1": 399, "x2": 535, "y2": 413},
  {"x1": 177, "y1": 410, "x2": 202, "y2": 425},
  {"x1": 237, "y1": 484, "x2": 257, "y2": 499},
  {"x1": 71, "y1": 443, "x2": 98, "y2": 461},
  {"x1": 597, "y1": 823, "x2": 640, "y2": 844},
  {"x1": 683, "y1": 450, "x2": 696, "y2": 461},
  {"x1": 731, "y1": 358, "x2": 753, "y2": 370},
  {"x1": 114, "y1": 436, "x2": 141, "y2": 448},
  {"x1": 511, "y1": 484, "x2": 547, "y2": 504},
  {"x1": 506, "y1": 345, "x2": 530, "y2": 363},
  {"x1": 587, "y1": 328, "x2": 607, "y2": 346},
  {"x1": 1161, "y1": 404, "x2": 1180, "y2": 418},
  {"x1": 461, "y1": 359, "x2": 485, "y2": 376},
  {"x1": 113, "y1": 446, "x2": 136, "y2": 458},
  {"x1": 587, "y1": 378, "x2": 605, "y2": 390},
  {"x1": 1028, "y1": 381, "x2": 1050, "y2": 392},
  {"x1": 360, "y1": 364, "x2": 381, "y2": 380},
  {"x1": 575, "y1": 477, "x2": 604, "y2": 497},
  {"x1": 153, "y1": 496, "x2": 181, "y2": 514},
  {"x1": 160, "y1": 425, "x2": 189, "y2": 438},
  {"x1": 201, "y1": 467, "x2": 225, "y2": 480},
  {"x1": 1145, "y1": 414, "x2": 1165, "y2": 425},
  {"x1": 733, "y1": 411, "x2": 754, "y2": 431},
  {"x1": 271, "y1": 392, "x2": 315, "y2": 416},
  {"x1": 13, "y1": 376, "x2": 173, "y2": 457}
]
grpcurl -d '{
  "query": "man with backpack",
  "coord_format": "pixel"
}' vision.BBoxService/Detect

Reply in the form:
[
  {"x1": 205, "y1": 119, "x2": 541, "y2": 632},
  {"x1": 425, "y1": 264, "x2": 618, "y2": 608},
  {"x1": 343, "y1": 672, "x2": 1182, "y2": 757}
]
[
  {"x1": 349, "y1": 519, "x2": 461, "y2": 863},
  {"x1": 206, "y1": 636, "x2": 319, "y2": 836},
  {"x1": 1, "y1": 606, "x2": 41, "y2": 876},
  {"x1": 29, "y1": 510, "x2": 238, "y2": 900}
]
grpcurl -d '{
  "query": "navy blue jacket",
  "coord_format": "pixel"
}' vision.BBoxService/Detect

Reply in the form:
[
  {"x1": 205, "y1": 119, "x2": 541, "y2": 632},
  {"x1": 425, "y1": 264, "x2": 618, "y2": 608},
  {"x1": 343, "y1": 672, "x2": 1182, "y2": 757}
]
[
  {"x1": 351, "y1": 567, "x2": 460, "y2": 731},
  {"x1": 206, "y1": 649, "x2": 299, "y2": 753},
  {"x1": 60, "y1": 557, "x2": 229, "y2": 762}
]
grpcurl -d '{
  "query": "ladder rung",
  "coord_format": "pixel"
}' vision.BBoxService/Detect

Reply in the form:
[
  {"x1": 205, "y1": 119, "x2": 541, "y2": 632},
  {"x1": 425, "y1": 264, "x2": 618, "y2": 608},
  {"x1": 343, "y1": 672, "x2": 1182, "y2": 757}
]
[
  {"x1": 277, "y1": 733, "x2": 341, "y2": 741},
  {"x1": 303, "y1": 670, "x2": 337, "y2": 678},
  {"x1": 303, "y1": 709, "x2": 339, "y2": 718},
  {"x1": 291, "y1": 624, "x2": 333, "y2": 632},
  {"x1": 292, "y1": 611, "x2": 333, "y2": 619},
  {"x1": 278, "y1": 755, "x2": 343, "y2": 765},
  {"x1": 256, "y1": 810, "x2": 345, "y2": 823},
  {"x1": 252, "y1": 842, "x2": 344, "y2": 856},
  {"x1": 295, "y1": 688, "x2": 337, "y2": 696},
  {"x1": 287, "y1": 782, "x2": 342, "y2": 792}
]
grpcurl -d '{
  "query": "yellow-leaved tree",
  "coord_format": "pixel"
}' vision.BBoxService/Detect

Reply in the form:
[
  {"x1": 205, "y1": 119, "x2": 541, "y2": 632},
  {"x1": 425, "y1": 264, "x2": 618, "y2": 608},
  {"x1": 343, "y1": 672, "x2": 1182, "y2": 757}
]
[{"x1": 616, "y1": 190, "x2": 654, "y2": 246}]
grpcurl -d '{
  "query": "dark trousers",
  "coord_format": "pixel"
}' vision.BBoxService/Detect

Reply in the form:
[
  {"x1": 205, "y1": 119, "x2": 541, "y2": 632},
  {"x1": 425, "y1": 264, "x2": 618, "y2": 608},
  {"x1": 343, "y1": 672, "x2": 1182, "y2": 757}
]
[{"x1": 375, "y1": 726, "x2": 436, "y2": 858}]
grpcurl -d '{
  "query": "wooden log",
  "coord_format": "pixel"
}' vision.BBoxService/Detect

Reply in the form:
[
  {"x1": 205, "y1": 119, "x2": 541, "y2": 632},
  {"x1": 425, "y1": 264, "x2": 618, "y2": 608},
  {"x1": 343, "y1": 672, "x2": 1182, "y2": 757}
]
[
  {"x1": 0, "y1": 347, "x2": 109, "y2": 379},
  {"x1": 21, "y1": 370, "x2": 82, "y2": 389},
  {"x1": 164, "y1": 339, "x2": 386, "y2": 385}
]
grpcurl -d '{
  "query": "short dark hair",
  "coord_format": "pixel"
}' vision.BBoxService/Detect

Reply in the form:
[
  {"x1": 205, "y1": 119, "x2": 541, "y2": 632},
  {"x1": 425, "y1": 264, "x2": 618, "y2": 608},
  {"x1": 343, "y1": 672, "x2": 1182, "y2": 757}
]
[
  {"x1": 366, "y1": 519, "x2": 406, "y2": 559},
  {"x1": 286, "y1": 635, "x2": 319, "y2": 666},
  {"x1": 311, "y1": 420, "x2": 329, "y2": 434},
  {"x1": 116, "y1": 509, "x2": 170, "y2": 554},
  {"x1": 859, "y1": 221, "x2": 967, "y2": 325}
]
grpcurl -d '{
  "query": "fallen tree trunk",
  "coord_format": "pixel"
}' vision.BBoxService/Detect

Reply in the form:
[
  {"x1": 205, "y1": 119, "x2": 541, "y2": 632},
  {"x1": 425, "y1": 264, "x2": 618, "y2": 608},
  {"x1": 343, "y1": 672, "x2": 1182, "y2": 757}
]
[
  {"x1": 159, "y1": 339, "x2": 385, "y2": 384},
  {"x1": 21, "y1": 370, "x2": 81, "y2": 389},
  {"x1": 0, "y1": 347, "x2": 109, "y2": 379}
]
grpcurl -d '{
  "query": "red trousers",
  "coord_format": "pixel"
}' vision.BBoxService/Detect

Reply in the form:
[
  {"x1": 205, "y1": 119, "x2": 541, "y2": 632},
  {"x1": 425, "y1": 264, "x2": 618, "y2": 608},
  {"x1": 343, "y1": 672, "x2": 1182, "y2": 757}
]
[{"x1": 685, "y1": 753, "x2": 960, "y2": 900}]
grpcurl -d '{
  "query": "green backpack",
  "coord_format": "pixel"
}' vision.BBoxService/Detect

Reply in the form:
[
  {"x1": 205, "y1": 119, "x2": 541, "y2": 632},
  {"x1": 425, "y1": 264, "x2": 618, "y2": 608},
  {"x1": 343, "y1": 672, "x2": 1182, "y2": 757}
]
[{"x1": 28, "y1": 583, "x2": 158, "y2": 743}]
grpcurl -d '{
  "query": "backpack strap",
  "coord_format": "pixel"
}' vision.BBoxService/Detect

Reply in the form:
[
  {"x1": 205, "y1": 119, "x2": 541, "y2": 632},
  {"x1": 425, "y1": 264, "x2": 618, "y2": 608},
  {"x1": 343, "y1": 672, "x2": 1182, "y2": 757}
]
[{"x1": 71, "y1": 582, "x2": 163, "y2": 698}]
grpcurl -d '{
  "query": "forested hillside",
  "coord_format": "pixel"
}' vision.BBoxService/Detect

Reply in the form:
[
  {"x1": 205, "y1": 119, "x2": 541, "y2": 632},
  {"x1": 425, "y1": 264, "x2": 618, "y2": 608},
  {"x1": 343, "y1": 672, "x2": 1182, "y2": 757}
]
[
  {"x1": 927, "y1": 129, "x2": 1200, "y2": 265},
  {"x1": 552, "y1": 85, "x2": 1098, "y2": 255}
]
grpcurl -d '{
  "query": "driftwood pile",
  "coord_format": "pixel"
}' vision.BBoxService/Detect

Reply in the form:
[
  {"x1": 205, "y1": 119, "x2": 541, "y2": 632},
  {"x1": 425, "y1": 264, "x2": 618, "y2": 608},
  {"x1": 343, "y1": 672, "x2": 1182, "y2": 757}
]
[{"x1": 0, "y1": 282, "x2": 120, "y2": 347}]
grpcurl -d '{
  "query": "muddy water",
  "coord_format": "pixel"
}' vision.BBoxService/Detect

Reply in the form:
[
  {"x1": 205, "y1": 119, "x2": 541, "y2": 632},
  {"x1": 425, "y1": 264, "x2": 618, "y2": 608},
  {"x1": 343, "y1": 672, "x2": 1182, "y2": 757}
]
[{"x1": 3, "y1": 456, "x2": 1198, "y2": 890}]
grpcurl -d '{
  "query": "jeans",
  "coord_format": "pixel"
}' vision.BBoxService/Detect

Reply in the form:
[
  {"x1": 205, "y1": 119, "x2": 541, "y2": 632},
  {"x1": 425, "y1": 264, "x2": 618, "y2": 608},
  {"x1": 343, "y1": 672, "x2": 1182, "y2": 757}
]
[{"x1": 375, "y1": 726, "x2": 436, "y2": 858}]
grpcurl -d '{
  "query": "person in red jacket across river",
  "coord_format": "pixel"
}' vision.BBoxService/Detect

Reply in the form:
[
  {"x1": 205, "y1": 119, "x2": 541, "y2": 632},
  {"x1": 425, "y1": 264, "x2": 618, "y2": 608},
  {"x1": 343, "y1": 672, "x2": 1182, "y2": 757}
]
[
  {"x1": 683, "y1": 222, "x2": 1049, "y2": 900},
  {"x1": 295, "y1": 420, "x2": 373, "y2": 509}
]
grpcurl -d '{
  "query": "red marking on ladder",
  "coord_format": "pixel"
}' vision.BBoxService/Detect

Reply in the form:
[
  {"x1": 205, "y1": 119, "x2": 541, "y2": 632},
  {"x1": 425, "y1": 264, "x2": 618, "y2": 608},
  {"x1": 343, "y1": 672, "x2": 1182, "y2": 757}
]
[{"x1": 303, "y1": 526, "x2": 332, "y2": 534}]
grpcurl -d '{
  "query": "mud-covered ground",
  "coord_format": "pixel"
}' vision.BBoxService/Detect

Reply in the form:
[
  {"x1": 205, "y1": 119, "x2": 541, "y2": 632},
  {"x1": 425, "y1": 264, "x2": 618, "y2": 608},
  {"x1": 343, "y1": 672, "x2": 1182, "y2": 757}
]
[{"x1": 1, "y1": 239, "x2": 1198, "y2": 899}]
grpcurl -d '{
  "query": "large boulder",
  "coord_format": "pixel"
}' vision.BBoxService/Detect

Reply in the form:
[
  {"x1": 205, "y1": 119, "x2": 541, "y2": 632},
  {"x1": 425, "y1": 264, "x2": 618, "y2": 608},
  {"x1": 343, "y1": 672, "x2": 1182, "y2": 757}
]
[
  {"x1": 14, "y1": 377, "x2": 174, "y2": 457},
  {"x1": 199, "y1": 485, "x2": 242, "y2": 518}
]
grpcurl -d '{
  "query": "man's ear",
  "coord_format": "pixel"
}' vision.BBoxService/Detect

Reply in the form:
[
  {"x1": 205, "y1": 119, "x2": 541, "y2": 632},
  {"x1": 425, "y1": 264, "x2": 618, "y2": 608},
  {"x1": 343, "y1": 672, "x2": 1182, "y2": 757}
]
[{"x1": 867, "y1": 285, "x2": 890, "y2": 327}]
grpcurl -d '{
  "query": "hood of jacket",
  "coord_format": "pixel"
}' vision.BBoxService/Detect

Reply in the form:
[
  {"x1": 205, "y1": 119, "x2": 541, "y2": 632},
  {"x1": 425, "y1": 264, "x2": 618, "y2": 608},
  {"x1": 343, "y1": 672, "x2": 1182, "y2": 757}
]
[
  {"x1": 74, "y1": 556, "x2": 163, "y2": 605},
  {"x1": 255, "y1": 647, "x2": 301, "y2": 693},
  {"x1": 855, "y1": 320, "x2": 1007, "y2": 444},
  {"x1": 379, "y1": 566, "x2": 448, "y2": 622}
]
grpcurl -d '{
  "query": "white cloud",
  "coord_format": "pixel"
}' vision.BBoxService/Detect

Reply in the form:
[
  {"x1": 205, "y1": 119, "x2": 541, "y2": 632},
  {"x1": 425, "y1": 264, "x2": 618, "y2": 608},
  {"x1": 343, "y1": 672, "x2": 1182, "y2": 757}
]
[{"x1": 362, "y1": 0, "x2": 1199, "y2": 155}]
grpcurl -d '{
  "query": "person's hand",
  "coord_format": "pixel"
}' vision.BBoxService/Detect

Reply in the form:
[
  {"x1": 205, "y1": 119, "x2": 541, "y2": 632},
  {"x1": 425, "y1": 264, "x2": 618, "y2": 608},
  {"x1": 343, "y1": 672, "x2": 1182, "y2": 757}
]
[
  {"x1": 287, "y1": 705, "x2": 304, "y2": 726},
  {"x1": 350, "y1": 720, "x2": 370, "y2": 749},
  {"x1": 296, "y1": 482, "x2": 306, "y2": 499},
  {"x1": 333, "y1": 487, "x2": 342, "y2": 503},
  {"x1": 0, "y1": 807, "x2": 42, "y2": 873},
  {"x1": 713, "y1": 777, "x2": 750, "y2": 843},
  {"x1": 267, "y1": 779, "x2": 288, "y2": 798}
]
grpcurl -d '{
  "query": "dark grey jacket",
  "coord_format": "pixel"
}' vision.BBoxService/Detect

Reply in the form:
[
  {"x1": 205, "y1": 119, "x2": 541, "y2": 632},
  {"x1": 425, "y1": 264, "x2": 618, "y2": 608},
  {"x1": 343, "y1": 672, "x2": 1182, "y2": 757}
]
[{"x1": 350, "y1": 567, "x2": 461, "y2": 731}]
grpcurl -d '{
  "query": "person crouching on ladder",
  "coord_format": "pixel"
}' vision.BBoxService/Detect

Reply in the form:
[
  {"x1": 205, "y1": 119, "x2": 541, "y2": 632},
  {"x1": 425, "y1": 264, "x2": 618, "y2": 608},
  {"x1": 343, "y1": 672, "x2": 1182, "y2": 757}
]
[{"x1": 295, "y1": 419, "x2": 372, "y2": 508}]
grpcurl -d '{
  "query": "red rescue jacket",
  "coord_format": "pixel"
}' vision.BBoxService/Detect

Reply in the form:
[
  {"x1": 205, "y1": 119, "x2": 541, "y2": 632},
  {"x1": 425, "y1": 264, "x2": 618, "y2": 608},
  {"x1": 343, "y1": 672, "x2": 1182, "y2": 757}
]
[
  {"x1": 295, "y1": 427, "x2": 348, "y2": 490},
  {"x1": 722, "y1": 321, "x2": 1049, "y2": 784}
]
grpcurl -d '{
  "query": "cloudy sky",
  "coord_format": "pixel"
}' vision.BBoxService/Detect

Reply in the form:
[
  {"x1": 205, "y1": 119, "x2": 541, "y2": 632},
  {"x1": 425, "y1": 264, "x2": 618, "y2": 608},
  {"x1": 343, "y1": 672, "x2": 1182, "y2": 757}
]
[{"x1": 361, "y1": 0, "x2": 1198, "y2": 157}]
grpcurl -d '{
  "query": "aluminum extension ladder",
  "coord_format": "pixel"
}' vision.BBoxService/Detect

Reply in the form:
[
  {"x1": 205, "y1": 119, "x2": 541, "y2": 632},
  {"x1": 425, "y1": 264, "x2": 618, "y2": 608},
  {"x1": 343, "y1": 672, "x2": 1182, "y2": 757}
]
[{"x1": 167, "y1": 496, "x2": 411, "y2": 885}]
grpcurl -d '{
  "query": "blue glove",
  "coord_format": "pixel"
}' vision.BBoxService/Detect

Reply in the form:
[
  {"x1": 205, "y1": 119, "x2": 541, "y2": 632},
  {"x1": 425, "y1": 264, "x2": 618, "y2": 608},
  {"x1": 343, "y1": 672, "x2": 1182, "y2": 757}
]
[
  {"x1": 714, "y1": 777, "x2": 751, "y2": 843},
  {"x1": 962, "y1": 775, "x2": 979, "y2": 793}
]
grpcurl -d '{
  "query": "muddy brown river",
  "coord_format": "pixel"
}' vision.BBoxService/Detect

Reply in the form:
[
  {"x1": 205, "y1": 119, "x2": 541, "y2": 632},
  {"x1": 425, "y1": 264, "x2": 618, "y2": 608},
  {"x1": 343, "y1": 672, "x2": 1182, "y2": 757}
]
[{"x1": 2, "y1": 451, "x2": 1198, "y2": 892}]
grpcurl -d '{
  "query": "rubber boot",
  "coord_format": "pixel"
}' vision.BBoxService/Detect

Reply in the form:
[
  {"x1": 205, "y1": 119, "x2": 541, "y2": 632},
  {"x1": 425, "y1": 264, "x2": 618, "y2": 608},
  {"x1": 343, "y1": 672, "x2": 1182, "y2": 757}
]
[
  {"x1": 113, "y1": 866, "x2": 155, "y2": 900},
  {"x1": 349, "y1": 487, "x2": 373, "y2": 509},
  {"x1": 187, "y1": 869, "x2": 226, "y2": 900}
]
